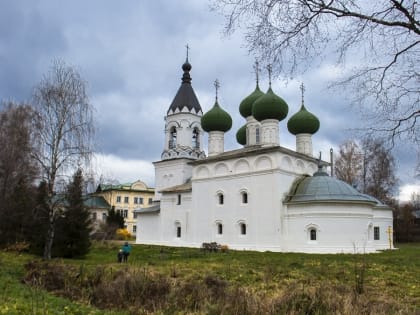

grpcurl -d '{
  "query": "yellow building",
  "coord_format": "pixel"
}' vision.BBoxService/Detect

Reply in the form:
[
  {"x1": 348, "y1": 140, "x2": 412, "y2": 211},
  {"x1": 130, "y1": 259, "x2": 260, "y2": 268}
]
[{"x1": 95, "y1": 180, "x2": 155, "y2": 235}]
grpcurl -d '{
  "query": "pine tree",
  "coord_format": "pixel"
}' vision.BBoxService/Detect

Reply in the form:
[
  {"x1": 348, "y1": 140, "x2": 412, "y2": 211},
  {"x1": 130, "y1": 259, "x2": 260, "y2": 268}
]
[{"x1": 53, "y1": 169, "x2": 92, "y2": 258}]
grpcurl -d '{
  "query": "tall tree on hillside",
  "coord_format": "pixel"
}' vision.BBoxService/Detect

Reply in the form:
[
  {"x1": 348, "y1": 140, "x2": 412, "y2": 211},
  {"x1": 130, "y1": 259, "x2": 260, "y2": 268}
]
[
  {"x1": 212, "y1": 0, "x2": 419, "y2": 144},
  {"x1": 31, "y1": 60, "x2": 95, "y2": 259},
  {"x1": 334, "y1": 138, "x2": 397, "y2": 203},
  {"x1": 53, "y1": 169, "x2": 92, "y2": 258},
  {"x1": 0, "y1": 103, "x2": 38, "y2": 246}
]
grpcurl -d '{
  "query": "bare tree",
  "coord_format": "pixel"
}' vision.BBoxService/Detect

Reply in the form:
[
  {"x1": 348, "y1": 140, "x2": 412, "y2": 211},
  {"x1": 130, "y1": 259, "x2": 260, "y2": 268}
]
[
  {"x1": 212, "y1": 0, "x2": 419, "y2": 144},
  {"x1": 31, "y1": 60, "x2": 95, "y2": 259},
  {"x1": 334, "y1": 140, "x2": 363, "y2": 188},
  {"x1": 334, "y1": 137, "x2": 397, "y2": 203}
]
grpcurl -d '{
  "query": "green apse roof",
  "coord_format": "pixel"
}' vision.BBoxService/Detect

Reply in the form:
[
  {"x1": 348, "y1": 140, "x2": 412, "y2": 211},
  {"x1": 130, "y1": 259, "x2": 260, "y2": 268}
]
[
  {"x1": 286, "y1": 169, "x2": 380, "y2": 204},
  {"x1": 236, "y1": 124, "x2": 247, "y2": 145},
  {"x1": 252, "y1": 87, "x2": 289, "y2": 122},
  {"x1": 201, "y1": 101, "x2": 232, "y2": 132},
  {"x1": 287, "y1": 104, "x2": 320, "y2": 135},
  {"x1": 239, "y1": 84, "x2": 264, "y2": 118}
]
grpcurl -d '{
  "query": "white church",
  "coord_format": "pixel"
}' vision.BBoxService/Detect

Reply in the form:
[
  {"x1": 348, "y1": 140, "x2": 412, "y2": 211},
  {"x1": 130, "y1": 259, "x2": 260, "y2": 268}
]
[{"x1": 135, "y1": 56, "x2": 394, "y2": 253}]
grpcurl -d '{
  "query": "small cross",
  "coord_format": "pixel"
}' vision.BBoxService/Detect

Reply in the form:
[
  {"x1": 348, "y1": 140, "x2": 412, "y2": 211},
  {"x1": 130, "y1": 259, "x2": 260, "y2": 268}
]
[
  {"x1": 185, "y1": 44, "x2": 190, "y2": 61},
  {"x1": 253, "y1": 60, "x2": 260, "y2": 85},
  {"x1": 300, "y1": 82, "x2": 305, "y2": 105},
  {"x1": 267, "y1": 64, "x2": 272, "y2": 87},
  {"x1": 214, "y1": 79, "x2": 220, "y2": 101}
]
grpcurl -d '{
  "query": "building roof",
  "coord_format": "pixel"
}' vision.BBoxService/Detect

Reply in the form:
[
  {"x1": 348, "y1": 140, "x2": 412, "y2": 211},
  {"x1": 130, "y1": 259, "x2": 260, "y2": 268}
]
[
  {"x1": 84, "y1": 195, "x2": 110, "y2": 209},
  {"x1": 285, "y1": 169, "x2": 390, "y2": 208},
  {"x1": 189, "y1": 144, "x2": 329, "y2": 166},
  {"x1": 160, "y1": 180, "x2": 192, "y2": 193},
  {"x1": 239, "y1": 84, "x2": 264, "y2": 118},
  {"x1": 252, "y1": 87, "x2": 288, "y2": 122},
  {"x1": 167, "y1": 59, "x2": 202, "y2": 115},
  {"x1": 96, "y1": 180, "x2": 154, "y2": 193},
  {"x1": 287, "y1": 104, "x2": 320, "y2": 135},
  {"x1": 134, "y1": 202, "x2": 161, "y2": 214}
]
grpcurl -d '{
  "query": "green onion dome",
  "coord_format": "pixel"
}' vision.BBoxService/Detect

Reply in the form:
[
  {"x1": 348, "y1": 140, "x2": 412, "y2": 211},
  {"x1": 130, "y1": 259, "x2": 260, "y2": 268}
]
[
  {"x1": 239, "y1": 85, "x2": 265, "y2": 118},
  {"x1": 236, "y1": 124, "x2": 247, "y2": 145},
  {"x1": 287, "y1": 104, "x2": 320, "y2": 135},
  {"x1": 201, "y1": 101, "x2": 232, "y2": 132},
  {"x1": 252, "y1": 87, "x2": 289, "y2": 122}
]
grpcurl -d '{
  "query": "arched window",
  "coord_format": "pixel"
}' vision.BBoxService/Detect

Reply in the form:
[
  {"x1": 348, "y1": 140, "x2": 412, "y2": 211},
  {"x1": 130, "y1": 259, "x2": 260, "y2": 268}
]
[
  {"x1": 192, "y1": 127, "x2": 200, "y2": 149},
  {"x1": 310, "y1": 229, "x2": 317, "y2": 241},
  {"x1": 169, "y1": 127, "x2": 177, "y2": 149},
  {"x1": 218, "y1": 193, "x2": 224, "y2": 205},
  {"x1": 240, "y1": 223, "x2": 247, "y2": 235},
  {"x1": 241, "y1": 192, "x2": 248, "y2": 204},
  {"x1": 177, "y1": 194, "x2": 181, "y2": 205},
  {"x1": 217, "y1": 223, "x2": 223, "y2": 235}
]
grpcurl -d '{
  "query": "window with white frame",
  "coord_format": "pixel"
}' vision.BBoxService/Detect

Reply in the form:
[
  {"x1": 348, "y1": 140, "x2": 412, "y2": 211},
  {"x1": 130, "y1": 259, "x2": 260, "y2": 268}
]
[
  {"x1": 218, "y1": 193, "x2": 224, "y2": 205},
  {"x1": 310, "y1": 228, "x2": 317, "y2": 241},
  {"x1": 124, "y1": 196, "x2": 129, "y2": 203},
  {"x1": 241, "y1": 191, "x2": 248, "y2": 204},
  {"x1": 175, "y1": 222, "x2": 181, "y2": 238},
  {"x1": 123, "y1": 209, "x2": 128, "y2": 218},
  {"x1": 240, "y1": 222, "x2": 246, "y2": 235},
  {"x1": 177, "y1": 194, "x2": 181, "y2": 205},
  {"x1": 116, "y1": 196, "x2": 121, "y2": 203},
  {"x1": 134, "y1": 197, "x2": 138, "y2": 204},
  {"x1": 133, "y1": 225, "x2": 137, "y2": 233},
  {"x1": 169, "y1": 127, "x2": 177, "y2": 149},
  {"x1": 148, "y1": 198, "x2": 153, "y2": 204}
]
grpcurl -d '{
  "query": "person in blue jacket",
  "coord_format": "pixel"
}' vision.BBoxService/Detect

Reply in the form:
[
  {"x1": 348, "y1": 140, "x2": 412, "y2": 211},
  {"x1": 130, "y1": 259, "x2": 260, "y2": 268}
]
[{"x1": 122, "y1": 242, "x2": 132, "y2": 262}]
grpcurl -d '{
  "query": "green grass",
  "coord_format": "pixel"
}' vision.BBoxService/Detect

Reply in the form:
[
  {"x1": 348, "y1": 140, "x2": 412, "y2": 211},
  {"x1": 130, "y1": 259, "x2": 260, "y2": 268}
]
[{"x1": 1, "y1": 242, "x2": 419, "y2": 314}]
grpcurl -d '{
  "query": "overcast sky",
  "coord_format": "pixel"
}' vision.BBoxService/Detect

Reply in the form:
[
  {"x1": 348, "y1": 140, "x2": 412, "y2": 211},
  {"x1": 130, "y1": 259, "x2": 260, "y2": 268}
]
[{"x1": 0, "y1": 0, "x2": 418, "y2": 201}]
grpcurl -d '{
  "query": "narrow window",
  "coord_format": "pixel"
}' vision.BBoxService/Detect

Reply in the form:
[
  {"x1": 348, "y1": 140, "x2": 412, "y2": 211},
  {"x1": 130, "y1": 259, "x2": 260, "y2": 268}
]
[
  {"x1": 139, "y1": 197, "x2": 144, "y2": 204},
  {"x1": 192, "y1": 128, "x2": 200, "y2": 149},
  {"x1": 374, "y1": 226, "x2": 380, "y2": 240},
  {"x1": 240, "y1": 223, "x2": 246, "y2": 235},
  {"x1": 242, "y1": 192, "x2": 248, "y2": 204},
  {"x1": 133, "y1": 225, "x2": 137, "y2": 233},
  {"x1": 102, "y1": 212, "x2": 107, "y2": 221},
  {"x1": 177, "y1": 194, "x2": 181, "y2": 205},
  {"x1": 148, "y1": 198, "x2": 153, "y2": 204},
  {"x1": 176, "y1": 226, "x2": 181, "y2": 238},
  {"x1": 217, "y1": 223, "x2": 223, "y2": 235},
  {"x1": 218, "y1": 194, "x2": 224, "y2": 205},
  {"x1": 133, "y1": 211, "x2": 137, "y2": 219},
  {"x1": 256, "y1": 127, "x2": 260, "y2": 144},
  {"x1": 124, "y1": 196, "x2": 129, "y2": 203},
  {"x1": 123, "y1": 210, "x2": 128, "y2": 218},
  {"x1": 310, "y1": 229, "x2": 317, "y2": 241},
  {"x1": 169, "y1": 127, "x2": 177, "y2": 149},
  {"x1": 134, "y1": 197, "x2": 138, "y2": 204},
  {"x1": 116, "y1": 196, "x2": 121, "y2": 203}
]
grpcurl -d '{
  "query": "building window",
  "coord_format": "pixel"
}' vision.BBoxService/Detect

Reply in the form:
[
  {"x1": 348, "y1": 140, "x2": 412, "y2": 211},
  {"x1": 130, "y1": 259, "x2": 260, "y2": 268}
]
[
  {"x1": 116, "y1": 196, "x2": 121, "y2": 203},
  {"x1": 133, "y1": 225, "x2": 137, "y2": 233},
  {"x1": 374, "y1": 226, "x2": 380, "y2": 240},
  {"x1": 102, "y1": 212, "x2": 107, "y2": 221},
  {"x1": 123, "y1": 210, "x2": 128, "y2": 218},
  {"x1": 148, "y1": 198, "x2": 153, "y2": 204},
  {"x1": 169, "y1": 127, "x2": 177, "y2": 149},
  {"x1": 139, "y1": 197, "x2": 144, "y2": 204},
  {"x1": 310, "y1": 229, "x2": 317, "y2": 241},
  {"x1": 217, "y1": 223, "x2": 223, "y2": 235},
  {"x1": 133, "y1": 211, "x2": 137, "y2": 219},
  {"x1": 240, "y1": 223, "x2": 246, "y2": 235},
  {"x1": 134, "y1": 197, "x2": 138, "y2": 204},
  {"x1": 218, "y1": 193, "x2": 224, "y2": 205},
  {"x1": 242, "y1": 192, "x2": 248, "y2": 204},
  {"x1": 192, "y1": 127, "x2": 200, "y2": 149},
  {"x1": 256, "y1": 127, "x2": 260, "y2": 144},
  {"x1": 124, "y1": 196, "x2": 129, "y2": 203},
  {"x1": 177, "y1": 194, "x2": 181, "y2": 205}
]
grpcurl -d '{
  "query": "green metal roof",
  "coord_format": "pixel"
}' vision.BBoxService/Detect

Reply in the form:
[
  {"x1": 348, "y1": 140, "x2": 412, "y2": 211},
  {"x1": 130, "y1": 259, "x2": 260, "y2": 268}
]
[
  {"x1": 84, "y1": 195, "x2": 110, "y2": 209},
  {"x1": 287, "y1": 104, "x2": 320, "y2": 135},
  {"x1": 201, "y1": 101, "x2": 232, "y2": 132},
  {"x1": 236, "y1": 124, "x2": 247, "y2": 145},
  {"x1": 252, "y1": 87, "x2": 288, "y2": 122},
  {"x1": 239, "y1": 84, "x2": 264, "y2": 118},
  {"x1": 286, "y1": 170, "x2": 380, "y2": 204}
]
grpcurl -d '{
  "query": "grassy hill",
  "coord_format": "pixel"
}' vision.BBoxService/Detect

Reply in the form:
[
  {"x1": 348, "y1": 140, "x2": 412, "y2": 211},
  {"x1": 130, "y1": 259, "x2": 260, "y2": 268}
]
[{"x1": 1, "y1": 242, "x2": 419, "y2": 314}]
